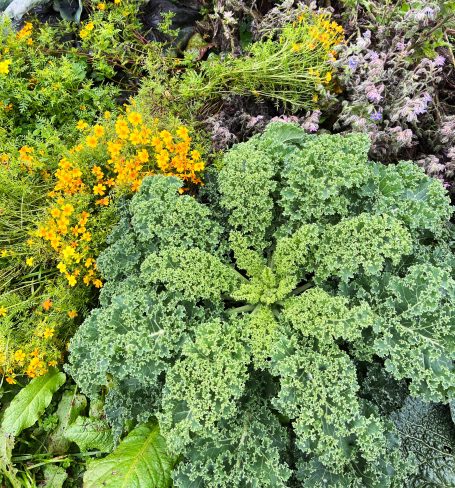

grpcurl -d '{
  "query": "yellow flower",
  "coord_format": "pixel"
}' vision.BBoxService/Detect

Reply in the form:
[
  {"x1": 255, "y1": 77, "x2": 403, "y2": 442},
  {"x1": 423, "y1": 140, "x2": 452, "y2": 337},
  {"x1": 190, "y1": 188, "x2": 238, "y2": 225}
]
[
  {"x1": 93, "y1": 279, "x2": 103, "y2": 288},
  {"x1": 93, "y1": 125, "x2": 104, "y2": 138},
  {"x1": 193, "y1": 162, "x2": 205, "y2": 172},
  {"x1": 1, "y1": 250, "x2": 8, "y2": 258},
  {"x1": 86, "y1": 135, "x2": 98, "y2": 148},
  {"x1": 26, "y1": 256, "x2": 34, "y2": 266},
  {"x1": 176, "y1": 126, "x2": 189, "y2": 140},
  {"x1": 48, "y1": 360, "x2": 58, "y2": 367},
  {"x1": 14, "y1": 349, "x2": 26, "y2": 363},
  {"x1": 62, "y1": 245, "x2": 76, "y2": 261},
  {"x1": 85, "y1": 22, "x2": 94, "y2": 31},
  {"x1": 291, "y1": 43, "x2": 302, "y2": 52},
  {"x1": 76, "y1": 120, "x2": 89, "y2": 131},
  {"x1": 325, "y1": 71, "x2": 332, "y2": 83},
  {"x1": 127, "y1": 111, "x2": 142, "y2": 126},
  {"x1": 0, "y1": 59, "x2": 12, "y2": 75},
  {"x1": 97, "y1": 2, "x2": 106, "y2": 10},
  {"x1": 68, "y1": 310, "x2": 78, "y2": 319},
  {"x1": 0, "y1": 306, "x2": 7, "y2": 317},
  {"x1": 137, "y1": 148, "x2": 149, "y2": 163},
  {"x1": 57, "y1": 262, "x2": 67, "y2": 274},
  {"x1": 104, "y1": 111, "x2": 111, "y2": 119},
  {"x1": 93, "y1": 183, "x2": 106, "y2": 196},
  {"x1": 6, "y1": 376, "x2": 16, "y2": 385},
  {"x1": 312, "y1": 93, "x2": 319, "y2": 102},
  {"x1": 43, "y1": 327, "x2": 54, "y2": 339},
  {"x1": 66, "y1": 274, "x2": 77, "y2": 287}
]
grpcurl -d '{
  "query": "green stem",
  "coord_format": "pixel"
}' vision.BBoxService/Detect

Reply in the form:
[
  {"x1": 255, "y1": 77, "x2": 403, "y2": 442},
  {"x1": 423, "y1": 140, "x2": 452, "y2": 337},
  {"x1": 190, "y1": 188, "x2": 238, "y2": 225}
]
[
  {"x1": 292, "y1": 282, "x2": 313, "y2": 296},
  {"x1": 227, "y1": 304, "x2": 256, "y2": 315}
]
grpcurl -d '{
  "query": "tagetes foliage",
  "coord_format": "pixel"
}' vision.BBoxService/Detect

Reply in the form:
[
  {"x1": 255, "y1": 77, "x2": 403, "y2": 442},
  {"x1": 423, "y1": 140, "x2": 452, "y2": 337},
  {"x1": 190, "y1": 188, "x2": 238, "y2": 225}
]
[
  {"x1": 67, "y1": 122, "x2": 453, "y2": 485},
  {"x1": 34, "y1": 102, "x2": 205, "y2": 291}
]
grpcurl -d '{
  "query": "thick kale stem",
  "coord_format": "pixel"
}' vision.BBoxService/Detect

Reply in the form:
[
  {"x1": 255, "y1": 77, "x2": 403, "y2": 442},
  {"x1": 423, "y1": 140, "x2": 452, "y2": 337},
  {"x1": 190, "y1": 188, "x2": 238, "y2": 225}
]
[
  {"x1": 227, "y1": 304, "x2": 256, "y2": 314},
  {"x1": 292, "y1": 282, "x2": 313, "y2": 296}
]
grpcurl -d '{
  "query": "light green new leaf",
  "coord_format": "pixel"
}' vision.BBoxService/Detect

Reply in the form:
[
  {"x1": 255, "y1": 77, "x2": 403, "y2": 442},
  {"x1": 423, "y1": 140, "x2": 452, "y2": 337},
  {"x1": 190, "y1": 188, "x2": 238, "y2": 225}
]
[
  {"x1": 1, "y1": 368, "x2": 66, "y2": 436},
  {"x1": 83, "y1": 422, "x2": 174, "y2": 488},
  {"x1": 65, "y1": 416, "x2": 114, "y2": 453}
]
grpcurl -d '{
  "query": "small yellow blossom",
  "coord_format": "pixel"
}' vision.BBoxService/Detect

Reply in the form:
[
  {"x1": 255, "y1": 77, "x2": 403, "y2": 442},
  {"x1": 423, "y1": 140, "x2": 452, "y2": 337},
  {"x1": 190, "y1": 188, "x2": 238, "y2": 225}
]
[
  {"x1": 86, "y1": 135, "x2": 98, "y2": 148},
  {"x1": 48, "y1": 360, "x2": 58, "y2": 367},
  {"x1": 0, "y1": 306, "x2": 7, "y2": 317},
  {"x1": 76, "y1": 120, "x2": 89, "y2": 131},
  {"x1": 97, "y1": 2, "x2": 106, "y2": 10},
  {"x1": 0, "y1": 59, "x2": 12, "y2": 75},
  {"x1": 14, "y1": 349, "x2": 26, "y2": 363},
  {"x1": 68, "y1": 310, "x2": 78, "y2": 319},
  {"x1": 93, "y1": 183, "x2": 106, "y2": 196},
  {"x1": 93, "y1": 125, "x2": 105, "y2": 138},
  {"x1": 66, "y1": 274, "x2": 77, "y2": 287},
  {"x1": 26, "y1": 256, "x2": 34, "y2": 266},
  {"x1": 127, "y1": 111, "x2": 142, "y2": 126},
  {"x1": 6, "y1": 376, "x2": 16, "y2": 385},
  {"x1": 43, "y1": 327, "x2": 54, "y2": 339}
]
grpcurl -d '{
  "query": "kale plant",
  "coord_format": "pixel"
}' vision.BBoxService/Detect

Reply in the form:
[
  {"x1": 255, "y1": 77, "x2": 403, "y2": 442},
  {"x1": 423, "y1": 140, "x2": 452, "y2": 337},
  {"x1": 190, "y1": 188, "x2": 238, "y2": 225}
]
[{"x1": 68, "y1": 122, "x2": 454, "y2": 486}]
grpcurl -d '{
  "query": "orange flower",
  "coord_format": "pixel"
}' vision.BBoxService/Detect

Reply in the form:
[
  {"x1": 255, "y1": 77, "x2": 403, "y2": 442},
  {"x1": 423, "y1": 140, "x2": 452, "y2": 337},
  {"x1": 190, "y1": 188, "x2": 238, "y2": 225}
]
[{"x1": 42, "y1": 298, "x2": 53, "y2": 311}]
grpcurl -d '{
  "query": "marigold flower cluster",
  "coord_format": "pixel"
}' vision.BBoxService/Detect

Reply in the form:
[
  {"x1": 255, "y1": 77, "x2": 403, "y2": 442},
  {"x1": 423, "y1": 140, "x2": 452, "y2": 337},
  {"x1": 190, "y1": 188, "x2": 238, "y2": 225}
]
[
  {"x1": 16, "y1": 21, "x2": 33, "y2": 45},
  {"x1": 36, "y1": 106, "x2": 205, "y2": 289}
]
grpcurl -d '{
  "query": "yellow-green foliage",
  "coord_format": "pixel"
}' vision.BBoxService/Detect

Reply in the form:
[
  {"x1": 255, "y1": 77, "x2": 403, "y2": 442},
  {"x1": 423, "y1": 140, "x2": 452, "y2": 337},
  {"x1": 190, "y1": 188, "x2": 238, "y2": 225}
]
[{"x1": 178, "y1": 9, "x2": 344, "y2": 110}]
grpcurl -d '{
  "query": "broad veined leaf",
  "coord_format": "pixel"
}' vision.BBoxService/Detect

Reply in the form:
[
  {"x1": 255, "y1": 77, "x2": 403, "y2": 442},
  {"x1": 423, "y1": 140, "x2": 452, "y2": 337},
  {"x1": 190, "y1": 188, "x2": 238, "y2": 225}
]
[
  {"x1": 83, "y1": 422, "x2": 174, "y2": 488},
  {"x1": 49, "y1": 387, "x2": 87, "y2": 454},
  {"x1": 65, "y1": 416, "x2": 114, "y2": 453},
  {"x1": 391, "y1": 397, "x2": 455, "y2": 487},
  {"x1": 1, "y1": 368, "x2": 66, "y2": 436}
]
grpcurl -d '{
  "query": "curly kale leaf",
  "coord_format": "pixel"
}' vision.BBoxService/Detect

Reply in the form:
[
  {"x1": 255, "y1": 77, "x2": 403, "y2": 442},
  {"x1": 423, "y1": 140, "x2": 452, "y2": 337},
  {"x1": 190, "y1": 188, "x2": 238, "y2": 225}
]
[
  {"x1": 365, "y1": 161, "x2": 453, "y2": 235},
  {"x1": 173, "y1": 398, "x2": 292, "y2": 488},
  {"x1": 159, "y1": 318, "x2": 250, "y2": 454},
  {"x1": 68, "y1": 123, "x2": 453, "y2": 486},
  {"x1": 374, "y1": 264, "x2": 455, "y2": 402},
  {"x1": 280, "y1": 132, "x2": 371, "y2": 230}
]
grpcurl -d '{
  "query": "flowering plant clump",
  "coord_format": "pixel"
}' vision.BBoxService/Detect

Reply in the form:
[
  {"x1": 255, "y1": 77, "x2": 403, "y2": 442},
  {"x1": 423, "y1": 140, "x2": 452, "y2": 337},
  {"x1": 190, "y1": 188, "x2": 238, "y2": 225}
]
[
  {"x1": 178, "y1": 8, "x2": 344, "y2": 111},
  {"x1": 0, "y1": 167, "x2": 89, "y2": 384},
  {"x1": 0, "y1": 16, "x2": 118, "y2": 148},
  {"x1": 333, "y1": 0, "x2": 455, "y2": 192},
  {"x1": 36, "y1": 104, "x2": 206, "y2": 290}
]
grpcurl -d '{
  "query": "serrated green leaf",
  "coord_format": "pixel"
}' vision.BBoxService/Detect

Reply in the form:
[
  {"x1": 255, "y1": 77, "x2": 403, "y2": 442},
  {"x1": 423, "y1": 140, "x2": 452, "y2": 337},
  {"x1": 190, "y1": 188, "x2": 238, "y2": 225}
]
[
  {"x1": 83, "y1": 422, "x2": 174, "y2": 488},
  {"x1": 64, "y1": 416, "x2": 114, "y2": 453},
  {"x1": 1, "y1": 368, "x2": 66, "y2": 437}
]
